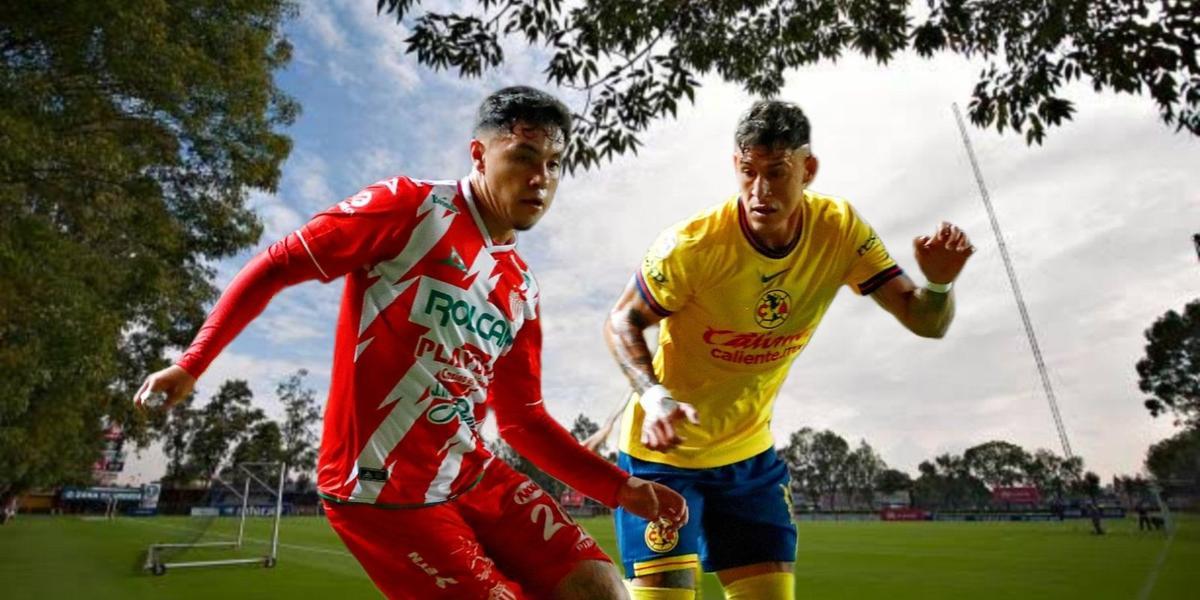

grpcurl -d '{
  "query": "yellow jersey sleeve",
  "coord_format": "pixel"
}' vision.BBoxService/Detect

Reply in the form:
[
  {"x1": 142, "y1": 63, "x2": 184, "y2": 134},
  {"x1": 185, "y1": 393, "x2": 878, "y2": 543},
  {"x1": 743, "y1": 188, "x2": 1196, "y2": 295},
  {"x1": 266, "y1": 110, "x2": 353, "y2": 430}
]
[
  {"x1": 842, "y1": 206, "x2": 903, "y2": 295},
  {"x1": 637, "y1": 225, "x2": 698, "y2": 315}
]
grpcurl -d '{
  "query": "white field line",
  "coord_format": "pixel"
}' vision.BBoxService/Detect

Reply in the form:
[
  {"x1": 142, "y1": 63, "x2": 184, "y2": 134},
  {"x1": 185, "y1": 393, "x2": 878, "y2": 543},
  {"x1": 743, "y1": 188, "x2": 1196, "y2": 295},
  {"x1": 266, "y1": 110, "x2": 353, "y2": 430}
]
[
  {"x1": 121, "y1": 517, "x2": 353, "y2": 558},
  {"x1": 1136, "y1": 527, "x2": 1176, "y2": 600}
]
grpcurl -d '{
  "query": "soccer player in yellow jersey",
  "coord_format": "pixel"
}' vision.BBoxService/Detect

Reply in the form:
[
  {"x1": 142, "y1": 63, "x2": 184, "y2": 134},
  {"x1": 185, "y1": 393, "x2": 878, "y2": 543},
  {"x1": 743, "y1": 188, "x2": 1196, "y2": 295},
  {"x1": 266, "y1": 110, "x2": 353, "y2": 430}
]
[{"x1": 595, "y1": 100, "x2": 974, "y2": 599}]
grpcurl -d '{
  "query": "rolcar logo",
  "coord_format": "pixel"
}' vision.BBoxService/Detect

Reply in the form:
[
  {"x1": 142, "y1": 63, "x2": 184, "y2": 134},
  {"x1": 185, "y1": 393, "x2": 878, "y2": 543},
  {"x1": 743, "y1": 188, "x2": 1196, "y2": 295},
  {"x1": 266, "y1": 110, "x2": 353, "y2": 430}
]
[{"x1": 423, "y1": 289, "x2": 514, "y2": 348}]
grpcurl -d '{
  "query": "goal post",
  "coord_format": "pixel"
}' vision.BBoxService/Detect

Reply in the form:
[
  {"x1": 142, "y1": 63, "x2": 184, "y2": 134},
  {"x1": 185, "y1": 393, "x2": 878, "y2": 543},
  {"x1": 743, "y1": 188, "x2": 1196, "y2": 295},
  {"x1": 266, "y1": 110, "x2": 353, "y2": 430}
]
[{"x1": 144, "y1": 462, "x2": 286, "y2": 575}]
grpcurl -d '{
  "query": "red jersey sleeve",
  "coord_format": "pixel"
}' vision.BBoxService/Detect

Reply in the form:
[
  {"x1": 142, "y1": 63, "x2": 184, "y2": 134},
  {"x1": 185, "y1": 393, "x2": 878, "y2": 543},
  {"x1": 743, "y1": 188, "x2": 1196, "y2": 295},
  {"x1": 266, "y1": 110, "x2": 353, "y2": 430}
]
[
  {"x1": 489, "y1": 313, "x2": 630, "y2": 508},
  {"x1": 176, "y1": 176, "x2": 425, "y2": 378},
  {"x1": 294, "y1": 176, "x2": 426, "y2": 281},
  {"x1": 176, "y1": 234, "x2": 324, "y2": 378}
]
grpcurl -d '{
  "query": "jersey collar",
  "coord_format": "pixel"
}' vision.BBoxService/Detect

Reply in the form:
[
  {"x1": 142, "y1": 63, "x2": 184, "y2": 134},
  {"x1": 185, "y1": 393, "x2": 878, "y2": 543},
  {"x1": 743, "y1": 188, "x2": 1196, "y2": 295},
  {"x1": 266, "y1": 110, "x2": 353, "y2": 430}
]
[
  {"x1": 460, "y1": 176, "x2": 517, "y2": 251},
  {"x1": 736, "y1": 193, "x2": 805, "y2": 259}
]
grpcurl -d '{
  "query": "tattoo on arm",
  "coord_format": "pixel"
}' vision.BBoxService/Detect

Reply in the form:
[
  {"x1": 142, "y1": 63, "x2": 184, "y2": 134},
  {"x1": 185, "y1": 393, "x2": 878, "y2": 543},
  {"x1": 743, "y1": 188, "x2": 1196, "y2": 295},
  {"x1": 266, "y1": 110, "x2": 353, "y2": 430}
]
[{"x1": 607, "y1": 308, "x2": 659, "y2": 394}]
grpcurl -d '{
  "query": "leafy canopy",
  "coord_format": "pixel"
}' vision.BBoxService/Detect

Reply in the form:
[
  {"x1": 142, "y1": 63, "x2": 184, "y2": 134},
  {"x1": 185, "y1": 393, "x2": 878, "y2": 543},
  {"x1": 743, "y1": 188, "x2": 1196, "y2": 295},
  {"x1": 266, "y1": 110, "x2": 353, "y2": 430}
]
[{"x1": 378, "y1": 0, "x2": 1200, "y2": 171}]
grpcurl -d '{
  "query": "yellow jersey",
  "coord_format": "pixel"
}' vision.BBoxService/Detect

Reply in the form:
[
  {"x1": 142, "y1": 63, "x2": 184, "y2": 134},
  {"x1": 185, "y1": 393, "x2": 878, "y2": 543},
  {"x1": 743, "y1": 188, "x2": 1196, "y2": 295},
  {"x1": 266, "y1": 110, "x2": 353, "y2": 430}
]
[{"x1": 619, "y1": 190, "x2": 901, "y2": 468}]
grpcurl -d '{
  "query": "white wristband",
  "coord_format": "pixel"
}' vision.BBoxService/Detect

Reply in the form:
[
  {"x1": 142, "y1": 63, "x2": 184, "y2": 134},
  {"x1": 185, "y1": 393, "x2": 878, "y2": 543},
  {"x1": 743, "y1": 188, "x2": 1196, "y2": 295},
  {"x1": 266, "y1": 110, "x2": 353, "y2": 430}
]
[
  {"x1": 925, "y1": 280, "x2": 953, "y2": 293},
  {"x1": 638, "y1": 384, "x2": 678, "y2": 421}
]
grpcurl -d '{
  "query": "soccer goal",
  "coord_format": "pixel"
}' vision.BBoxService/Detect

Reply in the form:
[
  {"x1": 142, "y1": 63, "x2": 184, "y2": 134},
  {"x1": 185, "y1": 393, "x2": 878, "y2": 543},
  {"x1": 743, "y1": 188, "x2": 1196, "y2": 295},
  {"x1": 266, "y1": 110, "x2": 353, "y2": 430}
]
[{"x1": 144, "y1": 462, "x2": 285, "y2": 576}]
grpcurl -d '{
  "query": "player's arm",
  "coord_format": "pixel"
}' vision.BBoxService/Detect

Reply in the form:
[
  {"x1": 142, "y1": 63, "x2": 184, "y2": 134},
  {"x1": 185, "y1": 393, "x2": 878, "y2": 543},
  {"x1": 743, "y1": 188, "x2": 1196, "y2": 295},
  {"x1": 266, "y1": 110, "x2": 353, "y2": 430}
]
[
  {"x1": 135, "y1": 178, "x2": 416, "y2": 407},
  {"x1": 132, "y1": 233, "x2": 326, "y2": 407},
  {"x1": 600, "y1": 276, "x2": 698, "y2": 452},
  {"x1": 490, "y1": 317, "x2": 688, "y2": 527},
  {"x1": 870, "y1": 221, "x2": 974, "y2": 338},
  {"x1": 604, "y1": 276, "x2": 666, "y2": 395}
]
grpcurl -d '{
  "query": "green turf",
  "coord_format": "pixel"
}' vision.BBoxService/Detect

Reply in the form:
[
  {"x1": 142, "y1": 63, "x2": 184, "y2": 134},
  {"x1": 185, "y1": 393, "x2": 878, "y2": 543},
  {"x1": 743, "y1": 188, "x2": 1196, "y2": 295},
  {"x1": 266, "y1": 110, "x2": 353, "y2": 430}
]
[{"x1": 0, "y1": 514, "x2": 1194, "y2": 598}]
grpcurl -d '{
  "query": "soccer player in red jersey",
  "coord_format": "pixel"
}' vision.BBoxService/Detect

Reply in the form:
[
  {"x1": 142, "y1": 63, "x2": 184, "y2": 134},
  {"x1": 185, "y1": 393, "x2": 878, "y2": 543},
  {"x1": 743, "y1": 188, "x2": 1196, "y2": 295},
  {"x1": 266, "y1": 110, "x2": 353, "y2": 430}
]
[{"x1": 134, "y1": 86, "x2": 688, "y2": 599}]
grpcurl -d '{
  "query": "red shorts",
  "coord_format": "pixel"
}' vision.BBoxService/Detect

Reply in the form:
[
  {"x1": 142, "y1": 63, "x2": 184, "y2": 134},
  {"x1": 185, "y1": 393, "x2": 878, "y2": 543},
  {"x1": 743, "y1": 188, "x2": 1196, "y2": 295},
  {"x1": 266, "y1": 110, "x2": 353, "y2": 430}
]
[{"x1": 324, "y1": 460, "x2": 612, "y2": 599}]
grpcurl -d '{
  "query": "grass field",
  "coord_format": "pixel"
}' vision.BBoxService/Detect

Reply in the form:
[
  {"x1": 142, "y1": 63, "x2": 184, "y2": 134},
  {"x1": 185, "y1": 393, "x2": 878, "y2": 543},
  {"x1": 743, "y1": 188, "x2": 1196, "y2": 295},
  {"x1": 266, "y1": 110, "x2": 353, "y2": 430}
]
[{"x1": 0, "y1": 514, "x2": 1195, "y2": 599}]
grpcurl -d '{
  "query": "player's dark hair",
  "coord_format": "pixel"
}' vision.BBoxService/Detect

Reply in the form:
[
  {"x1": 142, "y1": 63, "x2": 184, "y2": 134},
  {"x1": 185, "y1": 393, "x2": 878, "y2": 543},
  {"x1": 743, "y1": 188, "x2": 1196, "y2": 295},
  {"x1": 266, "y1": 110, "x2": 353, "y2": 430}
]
[
  {"x1": 475, "y1": 86, "x2": 572, "y2": 144},
  {"x1": 735, "y1": 100, "x2": 811, "y2": 151}
]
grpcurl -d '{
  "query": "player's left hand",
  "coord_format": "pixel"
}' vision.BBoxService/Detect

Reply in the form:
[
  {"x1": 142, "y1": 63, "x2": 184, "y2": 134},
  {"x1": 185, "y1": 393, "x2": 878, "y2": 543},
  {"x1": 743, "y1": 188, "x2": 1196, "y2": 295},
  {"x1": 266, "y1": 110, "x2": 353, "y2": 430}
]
[
  {"x1": 617, "y1": 476, "x2": 689, "y2": 528},
  {"x1": 914, "y1": 221, "x2": 974, "y2": 284}
]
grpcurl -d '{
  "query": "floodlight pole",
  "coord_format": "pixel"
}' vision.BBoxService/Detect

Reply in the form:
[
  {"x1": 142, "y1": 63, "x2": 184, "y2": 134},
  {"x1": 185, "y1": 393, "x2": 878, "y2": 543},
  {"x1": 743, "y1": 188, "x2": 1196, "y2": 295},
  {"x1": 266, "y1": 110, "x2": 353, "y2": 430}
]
[{"x1": 952, "y1": 104, "x2": 1074, "y2": 460}]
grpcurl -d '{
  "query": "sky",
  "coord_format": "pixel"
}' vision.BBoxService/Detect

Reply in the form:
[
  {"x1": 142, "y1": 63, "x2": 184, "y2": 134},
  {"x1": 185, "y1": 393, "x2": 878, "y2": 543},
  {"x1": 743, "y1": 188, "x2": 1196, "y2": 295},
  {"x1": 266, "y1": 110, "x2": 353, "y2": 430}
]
[{"x1": 120, "y1": 0, "x2": 1200, "y2": 485}]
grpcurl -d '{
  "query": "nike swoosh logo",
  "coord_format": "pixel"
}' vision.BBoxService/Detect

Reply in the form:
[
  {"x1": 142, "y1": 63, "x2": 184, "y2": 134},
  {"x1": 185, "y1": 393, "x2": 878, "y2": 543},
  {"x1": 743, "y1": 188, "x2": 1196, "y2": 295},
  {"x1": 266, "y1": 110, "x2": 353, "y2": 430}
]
[{"x1": 761, "y1": 269, "x2": 790, "y2": 284}]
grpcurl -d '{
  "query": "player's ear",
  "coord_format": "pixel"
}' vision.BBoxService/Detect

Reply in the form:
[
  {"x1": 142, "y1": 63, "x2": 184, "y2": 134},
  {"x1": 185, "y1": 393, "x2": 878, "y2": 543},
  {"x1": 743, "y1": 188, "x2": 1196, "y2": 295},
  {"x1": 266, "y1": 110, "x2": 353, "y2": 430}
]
[
  {"x1": 803, "y1": 154, "x2": 819, "y2": 185},
  {"x1": 470, "y1": 138, "x2": 486, "y2": 174}
]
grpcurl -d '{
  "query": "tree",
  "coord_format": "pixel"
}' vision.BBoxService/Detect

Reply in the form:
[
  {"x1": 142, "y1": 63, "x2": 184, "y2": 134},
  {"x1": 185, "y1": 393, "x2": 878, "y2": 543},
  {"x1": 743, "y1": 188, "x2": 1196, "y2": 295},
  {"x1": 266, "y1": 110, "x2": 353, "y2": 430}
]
[
  {"x1": 875, "y1": 468, "x2": 913, "y2": 497},
  {"x1": 911, "y1": 452, "x2": 989, "y2": 510},
  {"x1": 187, "y1": 380, "x2": 265, "y2": 482},
  {"x1": 843, "y1": 441, "x2": 885, "y2": 509},
  {"x1": 1137, "y1": 299, "x2": 1200, "y2": 428},
  {"x1": 1113, "y1": 474, "x2": 1151, "y2": 507},
  {"x1": 570, "y1": 413, "x2": 600, "y2": 444},
  {"x1": 162, "y1": 395, "x2": 201, "y2": 485},
  {"x1": 379, "y1": 0, "x2": 1200, "y2": 171},
  {"x1": 963, "y1": 440, "x2": 1031, "y2": 489},
  {"x1": 779, "y1": 428, "x2": 821, "y2": 509},
  {"x1": 1071, "y1": 470, "x2": 1103, "y2": 502},
  {"x1": 1, "y1": 0, "x2": 297, "y2": 501},
  {"x1": 230, "y1": 421, "x2": 286, "y2": 467},
  {"x1": 1145, "y1": 427, "x2": 1200, "y2": 487},
  {"x1": 278, "y1": 369, "x2": 321, "y2": 483},
  {"x1": 1023, "y1": 448, "x2": 1083, "y2": 501},
  {"x1": 779, "y1": 428, "x2": 850, "y2": 510}
]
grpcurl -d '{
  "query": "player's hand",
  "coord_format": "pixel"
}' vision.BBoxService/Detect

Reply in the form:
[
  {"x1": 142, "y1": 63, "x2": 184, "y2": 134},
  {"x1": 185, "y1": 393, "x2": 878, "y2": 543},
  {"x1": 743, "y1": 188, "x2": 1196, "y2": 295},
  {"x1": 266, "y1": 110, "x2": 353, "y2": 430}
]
[
  {"x1": 641, "y1": 402, "x2": 700, "y2": 452},
  {"x1": 133, "y1": 365, "x2": 196, "y2": 409},
  {"x1": 639, "y1": 385, "x2": 700, "y2": 452},
  {"x1": 617, "y1": 476, "x2": 689, "y2": 528},
  {"x1": 914, "y1": 221, "x2": 974, "y2": 284}
]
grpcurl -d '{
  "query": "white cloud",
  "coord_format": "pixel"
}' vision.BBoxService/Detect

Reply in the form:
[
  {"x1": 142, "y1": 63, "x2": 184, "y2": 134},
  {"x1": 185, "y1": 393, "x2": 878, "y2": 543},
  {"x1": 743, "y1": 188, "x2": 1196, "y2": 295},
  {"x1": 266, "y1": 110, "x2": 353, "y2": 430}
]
[
  {"x1": 248, "y1": 190, "x2": 305, "y2": 243},
  {"x1": 289, "y1": 151, "x2": 336, "y2": 212}
]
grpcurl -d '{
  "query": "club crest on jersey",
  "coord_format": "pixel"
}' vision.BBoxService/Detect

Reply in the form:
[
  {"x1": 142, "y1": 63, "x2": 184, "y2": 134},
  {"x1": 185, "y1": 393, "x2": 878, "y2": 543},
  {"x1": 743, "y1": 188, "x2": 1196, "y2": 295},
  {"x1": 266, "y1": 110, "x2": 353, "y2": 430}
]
[
  {"x1": 644, "y1": 520, "x2": 679, "y2": 553},
  {"x1": 440, "y1": 247, "x2": 468, "y2": 273},
  {"x1": 755, "y1": 289, "x2": 792, "y2": 329}
]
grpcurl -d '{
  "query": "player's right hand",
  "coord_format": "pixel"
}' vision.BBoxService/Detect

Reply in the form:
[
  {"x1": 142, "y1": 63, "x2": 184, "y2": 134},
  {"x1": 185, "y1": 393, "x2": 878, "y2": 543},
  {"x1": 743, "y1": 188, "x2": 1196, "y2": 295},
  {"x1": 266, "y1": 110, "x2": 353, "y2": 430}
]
[
  {"x1": 617, "y1": 476, "x2": 689, "y2": 529},
  {"x1": 133, "y1": 365, "x2": 196, "y2": 409},
  {"x1": 639, "y1": 385, "x2": 700, "y2": 452}
]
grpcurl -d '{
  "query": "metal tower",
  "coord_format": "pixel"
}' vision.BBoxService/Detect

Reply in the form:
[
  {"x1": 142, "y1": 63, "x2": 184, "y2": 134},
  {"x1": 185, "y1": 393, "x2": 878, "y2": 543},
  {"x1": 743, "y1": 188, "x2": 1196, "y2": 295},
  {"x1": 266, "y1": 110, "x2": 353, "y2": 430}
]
[{"x1": 951, "y1": 104, "x2": 1074, "y2": 459}]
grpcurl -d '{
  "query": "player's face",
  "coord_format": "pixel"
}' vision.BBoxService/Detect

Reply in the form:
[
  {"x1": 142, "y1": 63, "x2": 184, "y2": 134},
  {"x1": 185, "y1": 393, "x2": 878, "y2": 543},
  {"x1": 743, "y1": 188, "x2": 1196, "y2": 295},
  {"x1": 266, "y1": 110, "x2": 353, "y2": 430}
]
[
  {"x1": 477, "y1": 122, "x2": 566, "y2": 232},
  {"x1": 734, "y1": 145, "x2": 817, "y2": 228}
]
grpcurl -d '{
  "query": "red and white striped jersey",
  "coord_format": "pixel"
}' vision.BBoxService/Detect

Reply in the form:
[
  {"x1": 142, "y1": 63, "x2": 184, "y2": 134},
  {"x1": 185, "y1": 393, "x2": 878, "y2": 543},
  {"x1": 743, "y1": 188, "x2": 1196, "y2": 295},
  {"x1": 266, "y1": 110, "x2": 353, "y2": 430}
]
[{"x1": 300, "y1": 176, "x2": 541, "y2": 506}]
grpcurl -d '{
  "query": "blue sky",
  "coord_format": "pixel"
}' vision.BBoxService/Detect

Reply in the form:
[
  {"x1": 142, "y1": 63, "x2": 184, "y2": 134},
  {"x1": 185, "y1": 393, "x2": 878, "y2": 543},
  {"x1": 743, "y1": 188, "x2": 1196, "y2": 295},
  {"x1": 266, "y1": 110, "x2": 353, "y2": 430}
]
[{"x1": 123, "y1": 0, "x2": 1200, "y2": 484}]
